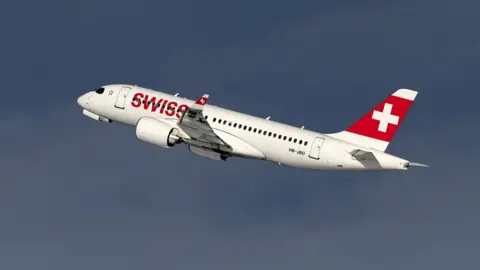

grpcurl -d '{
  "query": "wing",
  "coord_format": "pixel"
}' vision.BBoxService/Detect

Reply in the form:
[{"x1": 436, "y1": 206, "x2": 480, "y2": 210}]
[{"x1": 177, "y1": 94, "x2": 231, "y2": 148}]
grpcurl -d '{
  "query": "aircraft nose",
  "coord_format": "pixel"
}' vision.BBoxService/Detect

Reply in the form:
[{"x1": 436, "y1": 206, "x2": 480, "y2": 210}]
[{"x1": 77, "y1": 93, "x2": 88, "y2": 108}]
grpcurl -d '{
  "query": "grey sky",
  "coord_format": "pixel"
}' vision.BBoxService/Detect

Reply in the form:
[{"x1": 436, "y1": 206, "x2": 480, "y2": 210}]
[{"x1": 0, "y1": 0, "x2": 479, "y2": 269}]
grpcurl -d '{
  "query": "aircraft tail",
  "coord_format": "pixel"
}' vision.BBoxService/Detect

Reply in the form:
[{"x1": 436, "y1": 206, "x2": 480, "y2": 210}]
[{"x1": 327, "y1": 88, "x2": 418, "y2": 152}]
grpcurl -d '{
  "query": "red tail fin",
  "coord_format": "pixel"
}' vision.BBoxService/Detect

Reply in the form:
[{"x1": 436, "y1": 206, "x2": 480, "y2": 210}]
[{"x1": 328, "y1": 89, "x2": 418, "y2": 151}]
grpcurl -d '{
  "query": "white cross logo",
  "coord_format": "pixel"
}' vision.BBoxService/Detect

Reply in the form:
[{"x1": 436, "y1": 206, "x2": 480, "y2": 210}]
[
  {"x1": 372, "y1": 103, "x2": 399, "y2": 132},
  {"x1": 199, "y1": 98, "x2": 205, "y2": 104}
]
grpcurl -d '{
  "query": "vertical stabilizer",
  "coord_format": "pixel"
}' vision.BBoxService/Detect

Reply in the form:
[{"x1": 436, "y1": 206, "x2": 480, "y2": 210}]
[{"x1": 327, "y1": 89, "x2": 418, "y2": 151}]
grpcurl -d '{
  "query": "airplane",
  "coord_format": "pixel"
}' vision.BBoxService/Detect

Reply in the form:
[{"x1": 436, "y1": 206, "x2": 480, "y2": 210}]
[{"x1": 77, "y1": 84, "x2": 428, "y2": 171}]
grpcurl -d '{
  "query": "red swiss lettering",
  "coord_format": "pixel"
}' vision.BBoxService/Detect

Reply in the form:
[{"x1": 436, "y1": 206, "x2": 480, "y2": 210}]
[
  {"x1": 165, "y1": 101, "x2": 178, "y2": 117},
  {"x1": 131, "y1": 93, "x2": 143, "y2": 108},
  {"x1": 131, "y1": 92, "x2": 190, "y2": 119},
  {"x1": 151, "y1": 99, "x2": 164, "y2": 112},
  {"x1": 143, "y1": 95, "x2": 157, "y2": 110},
  {"x1": 159, "y1": 100, "x2": 168, "y2": 114},
  {"x1": 176, "y1": 104, "x2": 188, "y2": 118}
]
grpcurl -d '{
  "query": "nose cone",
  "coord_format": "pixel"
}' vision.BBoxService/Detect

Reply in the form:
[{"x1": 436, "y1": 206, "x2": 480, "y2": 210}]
[{"x1": 77, "y1": 93, "x2": 88, "y2": 109}]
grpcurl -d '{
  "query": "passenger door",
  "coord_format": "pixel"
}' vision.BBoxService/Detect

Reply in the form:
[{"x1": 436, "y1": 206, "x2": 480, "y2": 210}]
[{"x1": 114, "y1": 87, "x2": 132, "y2": 109}]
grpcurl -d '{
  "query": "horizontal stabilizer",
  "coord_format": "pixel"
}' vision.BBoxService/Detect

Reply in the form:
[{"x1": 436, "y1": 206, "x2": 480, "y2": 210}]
[{"x1": 349, "y1": 149, "x2": 378, "y2": 161}]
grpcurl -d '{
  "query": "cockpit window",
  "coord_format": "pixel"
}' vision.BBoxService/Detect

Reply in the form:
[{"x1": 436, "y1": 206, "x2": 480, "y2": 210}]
[{"x1": 95, "y1": 88, "x2": 105, "y2": 94}]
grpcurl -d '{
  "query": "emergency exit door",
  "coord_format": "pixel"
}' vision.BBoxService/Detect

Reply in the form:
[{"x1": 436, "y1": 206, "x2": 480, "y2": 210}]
[{"x1": 308, "y1": 137, "x2": 325, "y2": 160}]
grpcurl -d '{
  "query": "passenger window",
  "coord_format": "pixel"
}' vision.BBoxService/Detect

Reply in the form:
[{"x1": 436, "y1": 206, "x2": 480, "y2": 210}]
[
  {"x1": 244, "y1": 126, "x2": 247, "y2": 130},
  {"x1": 234, "y1": 123, "x2": 237, "y2": 127},
  {"x1": 288, "y1": 137, "x2": 292, "y2": 142},
  {"x1": 283, "y1": 136, "x2": 287, "y2": 140},
  {"x1": 213, "y1": 118, "x2": 216, "y2": 122},
  {"x1": 294, "y1": 139, "x2": 297, "y2": 143},
  {"x1": 239, "y1": 124, "x2": 242, "y2": 129},
  {"x1": 228, "y1": 122, "x2": 232, "y2": 126},
  {"x1": 299, "y1": 140, "x2": 303, "y2": 144},
  {"x1": 253, "y1": 128, "x2": 257, "y2": 132},
  {"x1": 205, "y1": 115, "x2": 208, "y2": 120},
  {"x1": 268, "y1": 132, "x2": 272, "y2": 136},
  {"x1": 273, "y1": 133, "x2": 277, "y2": 138},
  {"x1": 263, "y1": 131, "x2": 267, "y2": 135},
  {"x1": 248, "y1": 127, "x2": 252, "y2": 131},
  {"x1": 223, "y1": 120, "x2": 227, "y2": 125},
  {"x1": 304, "y1": 141, "x2": 308, "y2": 146}
]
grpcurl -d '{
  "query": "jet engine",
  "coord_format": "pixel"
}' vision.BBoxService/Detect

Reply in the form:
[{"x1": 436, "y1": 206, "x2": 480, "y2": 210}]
[{"x1": 135, "y1": 117, "x2": 180, "y2": 148}]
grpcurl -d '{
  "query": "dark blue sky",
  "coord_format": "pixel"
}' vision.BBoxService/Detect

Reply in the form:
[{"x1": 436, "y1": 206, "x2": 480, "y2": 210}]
[{"x1": 1, "y1": 1, "x2": 479, "y2": 269}]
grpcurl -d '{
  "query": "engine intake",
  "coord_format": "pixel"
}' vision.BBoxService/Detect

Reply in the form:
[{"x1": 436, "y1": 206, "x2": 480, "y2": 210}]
[{"x1": 136, "y1": 117, "x2": 180, "y2": 148}]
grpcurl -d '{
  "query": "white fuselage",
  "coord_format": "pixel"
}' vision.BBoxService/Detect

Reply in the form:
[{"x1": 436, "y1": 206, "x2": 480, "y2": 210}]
[{"x1": 78, "y1": 84, "x2": 409, "y2": 171}]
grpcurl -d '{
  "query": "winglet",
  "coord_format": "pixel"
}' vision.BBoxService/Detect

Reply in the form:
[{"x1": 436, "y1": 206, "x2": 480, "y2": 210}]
[
  {"x1": 190, "y1": 94, "x2": 209, "y2": 111},
  {"x1": 195, "y1": 94, "x2": 209, "y2": 105}
]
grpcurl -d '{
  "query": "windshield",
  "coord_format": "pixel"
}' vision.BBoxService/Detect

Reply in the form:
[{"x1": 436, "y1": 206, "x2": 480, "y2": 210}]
[{"x1": 94, "y1": 88, "x2": 105, "y2": 94}]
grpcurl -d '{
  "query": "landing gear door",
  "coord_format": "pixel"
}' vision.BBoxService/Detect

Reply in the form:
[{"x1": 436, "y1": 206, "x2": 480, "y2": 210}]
[
  {"x1": 308, "y1": 137, "x2": 325, "y2": 160},
  {"x1": 114, "y1": 87, "x2": 132, "y2": 109}
]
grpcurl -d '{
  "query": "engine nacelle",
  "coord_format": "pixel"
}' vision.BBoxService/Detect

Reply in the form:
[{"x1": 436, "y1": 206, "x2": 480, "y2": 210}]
[{"x1": 135, "y1": 117, "x2": 180, "y2": 148}]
